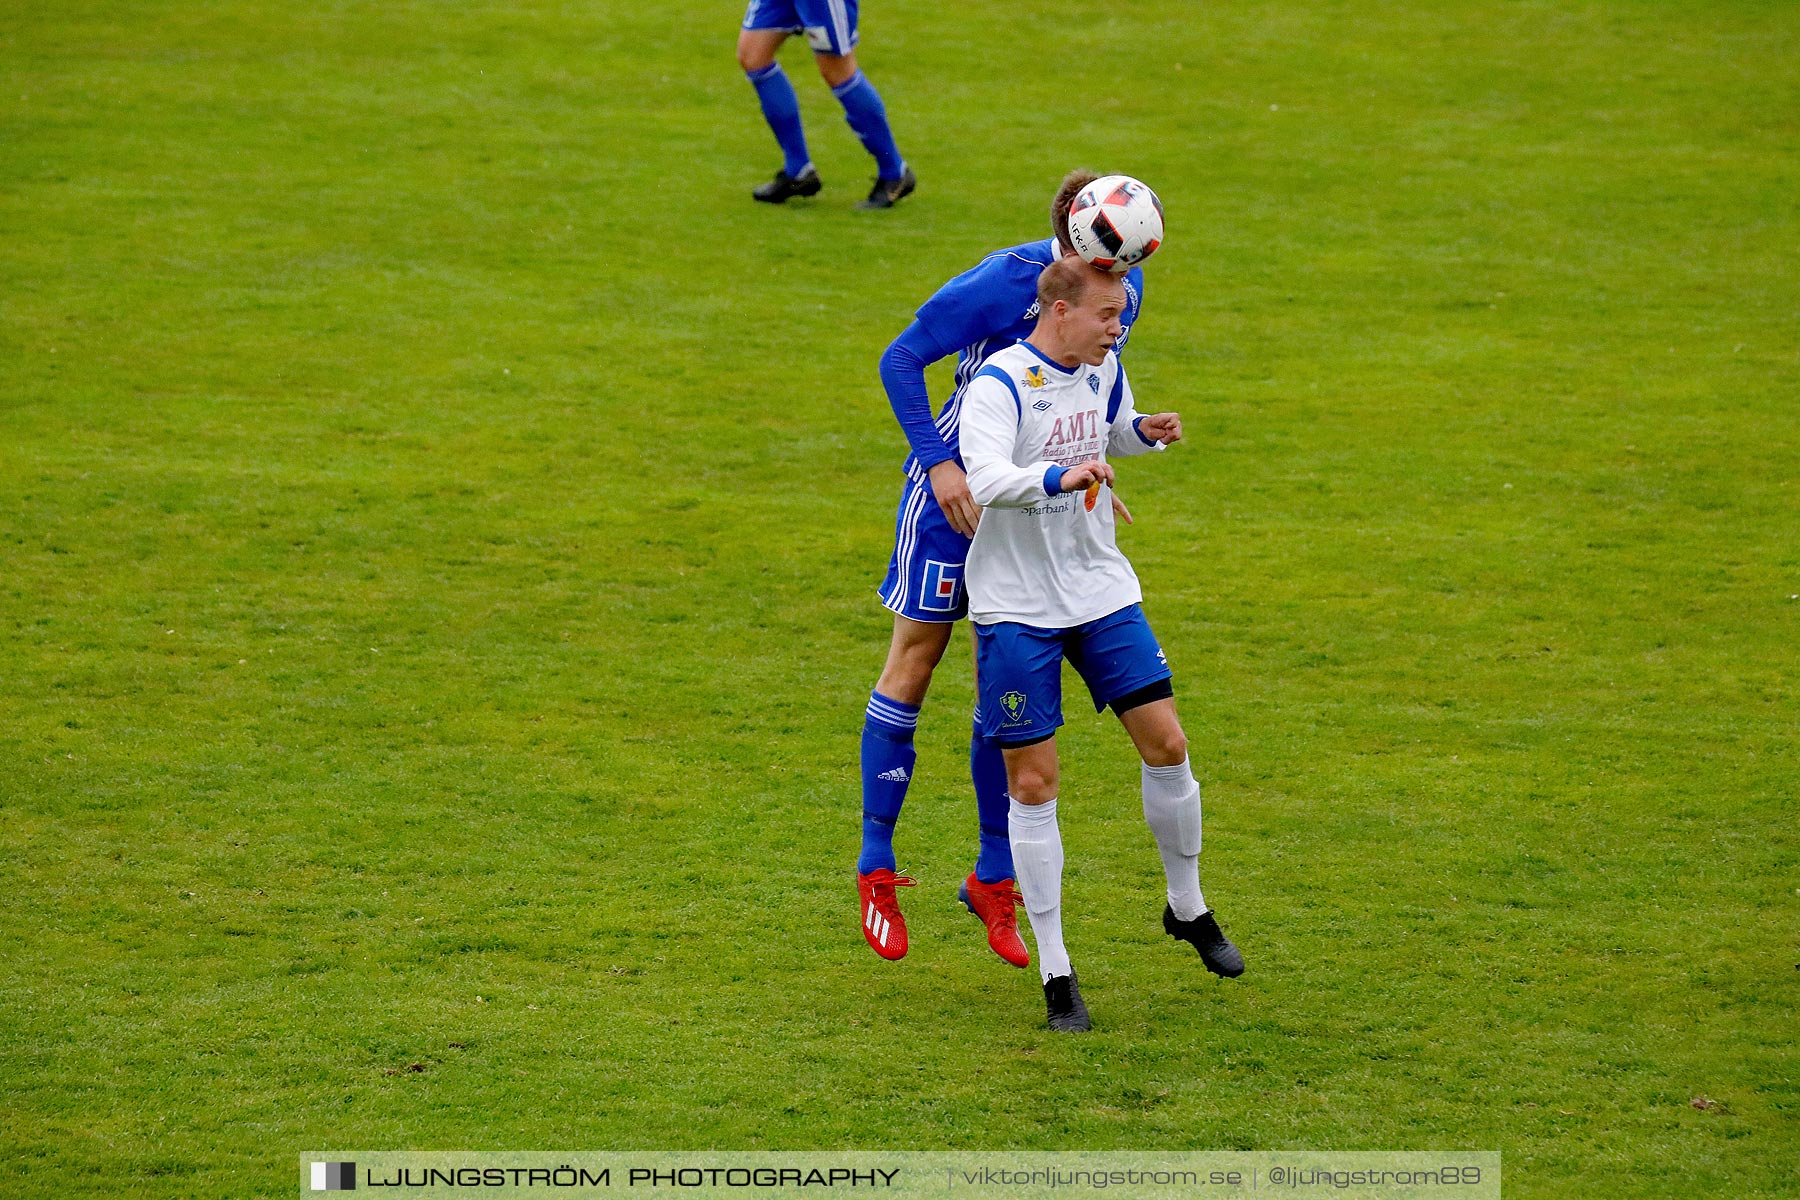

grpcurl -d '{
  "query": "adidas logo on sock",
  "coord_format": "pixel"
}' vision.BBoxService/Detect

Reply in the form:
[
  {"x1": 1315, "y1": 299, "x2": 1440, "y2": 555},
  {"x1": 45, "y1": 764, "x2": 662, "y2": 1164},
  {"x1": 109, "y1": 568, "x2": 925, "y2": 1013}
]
[{"x1": 878, "y1": 766, "x2": 910, "y2": 782}]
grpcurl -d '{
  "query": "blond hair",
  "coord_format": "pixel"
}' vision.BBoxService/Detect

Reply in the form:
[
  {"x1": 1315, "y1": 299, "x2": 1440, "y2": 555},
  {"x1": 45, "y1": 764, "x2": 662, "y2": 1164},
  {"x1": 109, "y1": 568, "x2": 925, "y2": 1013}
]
[{"x1": 1036, "y1": 255, "x2": 1117, "y2": 312}]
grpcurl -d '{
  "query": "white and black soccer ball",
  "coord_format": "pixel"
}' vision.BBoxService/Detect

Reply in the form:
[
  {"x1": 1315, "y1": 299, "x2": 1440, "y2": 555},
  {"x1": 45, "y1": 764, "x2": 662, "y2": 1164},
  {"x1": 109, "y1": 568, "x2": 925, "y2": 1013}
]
[{"x1": 1066, "y1": 175, "x2": 1164, "y2": 273}]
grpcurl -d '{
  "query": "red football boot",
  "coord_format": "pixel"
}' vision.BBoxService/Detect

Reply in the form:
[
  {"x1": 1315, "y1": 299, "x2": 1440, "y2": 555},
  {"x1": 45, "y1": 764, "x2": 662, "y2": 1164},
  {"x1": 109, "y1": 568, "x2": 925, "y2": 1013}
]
[
  {"x1": 959, "y1": 873, "x2": 1030, "y2": 968},
  {"x1": 857, "y1": 868, "x2": 915, "y2": 960}
]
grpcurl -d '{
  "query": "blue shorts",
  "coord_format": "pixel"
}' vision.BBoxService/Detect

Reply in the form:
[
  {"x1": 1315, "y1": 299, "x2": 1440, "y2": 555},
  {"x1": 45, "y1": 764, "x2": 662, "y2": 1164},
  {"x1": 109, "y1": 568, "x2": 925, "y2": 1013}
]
[
  {"x1": 742, "y1": 0, "x2": 860, "y2": 54},
  {"x1": 974, "y1": 605, "x2": 1172, "y2": 744},
  {"x1": 877, "y1": 475, "x2": 971, "y2": 623}
]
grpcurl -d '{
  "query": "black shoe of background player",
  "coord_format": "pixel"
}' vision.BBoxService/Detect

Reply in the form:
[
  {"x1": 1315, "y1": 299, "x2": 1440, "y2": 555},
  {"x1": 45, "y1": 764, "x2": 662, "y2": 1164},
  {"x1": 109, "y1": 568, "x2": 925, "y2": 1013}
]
[
  {"x1": 753, "y1": 166, "x2": 822, "y2": 204},
  {"x1": 1042, "y1": 971, "x2": 1091, "y2": 1033},
  {"x1": 1164, "y1": 905, "x2": 1246, "y2": 978},
  {"x1": 856, "y1": 165, "x2": 916, "y2": 210}
]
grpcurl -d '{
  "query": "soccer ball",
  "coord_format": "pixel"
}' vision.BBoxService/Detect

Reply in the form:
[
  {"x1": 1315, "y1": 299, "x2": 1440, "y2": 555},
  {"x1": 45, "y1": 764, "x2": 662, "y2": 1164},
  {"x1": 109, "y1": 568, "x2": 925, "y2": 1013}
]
[{"x1": 1066, "y1": 175, "x2": 1164, "y2": 273}]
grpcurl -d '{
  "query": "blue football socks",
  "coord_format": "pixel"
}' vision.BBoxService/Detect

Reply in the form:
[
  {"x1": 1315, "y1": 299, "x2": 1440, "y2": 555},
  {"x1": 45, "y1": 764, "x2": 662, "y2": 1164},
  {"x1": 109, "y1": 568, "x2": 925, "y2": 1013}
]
[
  {"x1": 745, "y1": 63, "x2": 812, "y2": 178},
  {"x1": 971, "y1": 719, "x2": 1015, "y2": 883},
  {"x1": 858, "y1": 692, "x2": 919, "y2": 875},
  {"x1": 830, "y1": 70, "x2": 905, "y2": 180}
]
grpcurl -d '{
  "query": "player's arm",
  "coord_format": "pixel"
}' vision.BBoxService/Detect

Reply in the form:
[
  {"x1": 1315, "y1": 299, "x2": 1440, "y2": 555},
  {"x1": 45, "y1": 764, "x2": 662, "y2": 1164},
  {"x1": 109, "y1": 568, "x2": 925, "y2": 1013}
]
[
  {"x1": 878, "y1": 321, "x2": 953, "y2": 467},
  {"x1": 960, "y1": 378, "x2": 1112, "y2": 507},
  {"x1": 879, "y1": 321, "x2": 981, "y2": 536},
  {"x1": 896, "y1": 258, "x2": 1037, "y2": 535},
  {"x1": 1105, "y1": 365, "x2": 1180, "y2": 458}
]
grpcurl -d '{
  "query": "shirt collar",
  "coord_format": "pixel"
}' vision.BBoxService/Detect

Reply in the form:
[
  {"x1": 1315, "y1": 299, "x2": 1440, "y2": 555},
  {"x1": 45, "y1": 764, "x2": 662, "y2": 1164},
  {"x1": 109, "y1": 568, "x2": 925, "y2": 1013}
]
[{"x1": 1020, "y1": 341, "x2": 1082, "y2": 375}]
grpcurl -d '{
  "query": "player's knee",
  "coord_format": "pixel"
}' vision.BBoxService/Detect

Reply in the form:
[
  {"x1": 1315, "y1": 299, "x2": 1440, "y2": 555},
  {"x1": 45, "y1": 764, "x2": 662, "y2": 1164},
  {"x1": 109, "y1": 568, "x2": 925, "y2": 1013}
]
[
  {"x1": 1142, "y1": 727, "x2": 1187, "y2": 768},
  {"x1": 814, "y1": 51, "x2": 857, "y2": 86},
  {"x1": 891, "y1": 626, "x2": 950, "y2": 675},
  {"x1": 884, "y1": 652, "x2": 937, "y2": 694},
  {"x1": 736, "y1": 36, "x2": 774, "y2": 72},
  {"x1": 876, "y1": 639, "x2": 946, "y2": 705},
  {"x1": 1008, "y1": 764, "x2": 1058, "y2": 806}
]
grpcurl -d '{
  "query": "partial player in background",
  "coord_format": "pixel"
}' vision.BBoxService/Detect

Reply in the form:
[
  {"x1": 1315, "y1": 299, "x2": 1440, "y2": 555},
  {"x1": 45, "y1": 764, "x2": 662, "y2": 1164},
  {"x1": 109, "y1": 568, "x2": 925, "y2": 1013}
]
[
  {"x1": 736, "y1": 0, "x2": 915, "y2": 208},
  {"x1": 855, "y1": 173, "x2": 1159, "y2": 966},
  {"x1": 958, "y1": 256, "x2": 1244, "y2": 1032}
]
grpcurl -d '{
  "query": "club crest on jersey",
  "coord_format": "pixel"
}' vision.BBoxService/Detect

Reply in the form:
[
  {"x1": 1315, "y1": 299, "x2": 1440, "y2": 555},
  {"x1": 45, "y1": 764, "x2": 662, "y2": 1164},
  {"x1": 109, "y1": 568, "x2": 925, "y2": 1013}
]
[
  {"x1": 1087, "y1": 374, "x2": 1100, "y2": 394},
  {"x1": 1023, "y1": 366, "x2": 1047, "y2": 389},
  {"x1": 1000, "y1": 690, "x2": 1028, "y2": 723}
]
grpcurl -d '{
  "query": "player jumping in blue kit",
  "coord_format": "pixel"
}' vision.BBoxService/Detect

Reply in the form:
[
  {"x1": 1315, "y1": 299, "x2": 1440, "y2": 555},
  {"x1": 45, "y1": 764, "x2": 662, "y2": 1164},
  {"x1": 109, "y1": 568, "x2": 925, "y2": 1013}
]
[
  {"x1": 855, "y1": 171, "x2": 1144, "y2": 964},
  {"x1": 737, "y1": 0, "x2": 914, "y2": 208}
]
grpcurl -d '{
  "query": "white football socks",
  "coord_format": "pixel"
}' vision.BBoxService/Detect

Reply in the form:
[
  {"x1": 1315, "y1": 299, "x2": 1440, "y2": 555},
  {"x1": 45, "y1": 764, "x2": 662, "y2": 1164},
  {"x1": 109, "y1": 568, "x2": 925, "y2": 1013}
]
[
  {"x1": 1008, "y1": 796, "x2": 1071, "y2": 983},
  {"x1": 1142, "y1": 758, "x2": 1207, "y2": 921}
]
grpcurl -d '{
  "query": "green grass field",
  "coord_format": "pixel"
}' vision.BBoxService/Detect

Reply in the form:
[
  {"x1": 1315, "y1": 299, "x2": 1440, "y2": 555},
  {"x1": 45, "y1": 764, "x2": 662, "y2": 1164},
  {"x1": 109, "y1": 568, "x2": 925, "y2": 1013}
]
[{"x1": 3, "y1": 1, "x2": 1797, "y2": 1196}]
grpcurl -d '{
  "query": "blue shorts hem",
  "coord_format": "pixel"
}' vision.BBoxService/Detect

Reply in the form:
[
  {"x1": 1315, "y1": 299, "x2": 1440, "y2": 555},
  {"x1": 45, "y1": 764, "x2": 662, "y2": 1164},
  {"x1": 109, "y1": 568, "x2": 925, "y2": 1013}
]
[
  {"x1": 995, "y1": 720, "x2": 1064, "y2": 748},
  {"x1": 1090, "y1": 665, "x2": 1174, "y2": 712},
  {"x1": 876, "y1": 593, "x2": 964, "y2": 625}
]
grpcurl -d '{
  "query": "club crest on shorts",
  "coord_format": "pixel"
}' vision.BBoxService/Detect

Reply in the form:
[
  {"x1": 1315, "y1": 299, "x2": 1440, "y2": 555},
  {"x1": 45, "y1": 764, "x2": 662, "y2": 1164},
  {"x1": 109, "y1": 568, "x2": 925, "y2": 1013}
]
[
  {"x1": 1001, "y1": 690, "x2": 1028, "y2": 723},
  {"x1": 920, "y1": 559, "x2": 963, "y2": 612}
]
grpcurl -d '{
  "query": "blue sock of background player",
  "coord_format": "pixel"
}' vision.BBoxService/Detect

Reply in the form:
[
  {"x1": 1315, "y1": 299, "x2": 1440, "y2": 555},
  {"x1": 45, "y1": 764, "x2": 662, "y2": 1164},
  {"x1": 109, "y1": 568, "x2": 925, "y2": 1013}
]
[
  {"x1": 857, "y1": 692, "x2": 918, "y2": 873},
  {"x1": 830, "y1": 71, "x2": 904, "y2": 180},
  {"x1": 970, "y1": 721, "x2": 1014, "y2": 883},
  {"x1": 745, "y1": 63, "x2": 813, "y2": 178}
]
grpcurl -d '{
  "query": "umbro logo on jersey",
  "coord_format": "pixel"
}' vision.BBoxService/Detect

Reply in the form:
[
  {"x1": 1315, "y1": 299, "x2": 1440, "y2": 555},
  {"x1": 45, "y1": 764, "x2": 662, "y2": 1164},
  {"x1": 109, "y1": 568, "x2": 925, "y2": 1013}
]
[
  {"x1": 1087, "y1": 374, "x2": 1101, "y2": 394},
  {"x1": 1033, "y1": 398, "x2": 1052, "y2": 411},
  {"x1": 1023, "y1": 366, "x2": 1047, "y2": 389},
  {"x1": 878, "y1": 766, "x2": 910, "y2": 782}
]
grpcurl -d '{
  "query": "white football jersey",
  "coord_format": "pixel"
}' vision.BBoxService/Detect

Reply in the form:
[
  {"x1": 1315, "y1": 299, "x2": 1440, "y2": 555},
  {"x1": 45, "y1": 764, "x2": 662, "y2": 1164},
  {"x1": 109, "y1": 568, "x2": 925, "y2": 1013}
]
[{"x1": 958, "y1": 341, "x2": 1166, "y2": 628}]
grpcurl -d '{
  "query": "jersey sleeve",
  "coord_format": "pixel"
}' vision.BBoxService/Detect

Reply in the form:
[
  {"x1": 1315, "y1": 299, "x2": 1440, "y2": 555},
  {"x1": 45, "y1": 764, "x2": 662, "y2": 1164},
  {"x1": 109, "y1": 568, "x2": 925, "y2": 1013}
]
[
  {"x1": 1105, "y1": 362, "x2": 1165, "y2": 458},
  {"x1": 878, "y1": 320, "x2": 955, "y2": 469},
  {"x1": 960, "y1": 373, "x2": 1064, "y2": 507},
  {"x1": 1115, "y1": 267, "x2": 1146, "y2": 357},
  {"x1": 913, "y1": 254, "x2": 1031, "y2": 356}
]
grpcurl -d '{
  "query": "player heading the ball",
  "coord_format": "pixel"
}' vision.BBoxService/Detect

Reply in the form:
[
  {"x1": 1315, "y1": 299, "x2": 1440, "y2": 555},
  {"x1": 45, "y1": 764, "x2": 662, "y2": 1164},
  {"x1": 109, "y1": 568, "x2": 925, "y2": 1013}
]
[{"x1": 958, "y1": 255, "x2": 1245, "y2": 1033}]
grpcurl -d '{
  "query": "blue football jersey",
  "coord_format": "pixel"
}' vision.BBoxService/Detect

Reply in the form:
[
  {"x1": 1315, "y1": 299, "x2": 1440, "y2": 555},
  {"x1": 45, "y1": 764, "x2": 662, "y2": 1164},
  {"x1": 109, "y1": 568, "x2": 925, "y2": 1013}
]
[{"x1": 904, "y1": 239, "x2": 1145, "y2": 481}]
